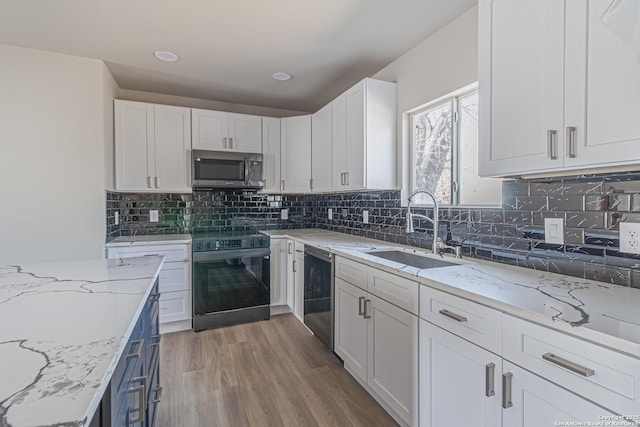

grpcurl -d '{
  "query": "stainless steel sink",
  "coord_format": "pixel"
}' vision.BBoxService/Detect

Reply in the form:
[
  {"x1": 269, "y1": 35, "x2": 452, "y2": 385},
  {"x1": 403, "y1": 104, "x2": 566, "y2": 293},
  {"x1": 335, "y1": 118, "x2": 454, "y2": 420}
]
[{"x1": 366, "y1": 250, "x2": 457, "y2": 269}]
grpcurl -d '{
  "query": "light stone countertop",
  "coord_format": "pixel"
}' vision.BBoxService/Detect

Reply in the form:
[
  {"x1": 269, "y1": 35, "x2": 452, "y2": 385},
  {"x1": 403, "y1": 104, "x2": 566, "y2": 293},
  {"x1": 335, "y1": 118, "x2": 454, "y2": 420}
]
[
  {"x1": 105, "y1": 233, "x2": 192, "y2": 246},
  {"x1": 0, "y1": 256, "x2": 164, "y2": 427},
  {"x1": 264, "y1": 229, "x2": 640, "y2": 357}
]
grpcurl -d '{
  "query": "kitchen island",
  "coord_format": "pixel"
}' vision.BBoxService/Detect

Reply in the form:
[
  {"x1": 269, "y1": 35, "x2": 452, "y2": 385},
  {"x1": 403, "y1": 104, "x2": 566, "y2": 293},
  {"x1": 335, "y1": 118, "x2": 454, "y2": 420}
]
[{"x1": 0, "y1": 256, "x2": 164, "y2": 427}]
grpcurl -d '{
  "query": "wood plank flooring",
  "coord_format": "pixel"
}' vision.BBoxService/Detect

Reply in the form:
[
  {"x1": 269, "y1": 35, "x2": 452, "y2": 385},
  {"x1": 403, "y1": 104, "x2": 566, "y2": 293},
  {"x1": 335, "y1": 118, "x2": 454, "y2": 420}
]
[{"x1": 156, "y1": 313, "x2": 399, "y2": 427}]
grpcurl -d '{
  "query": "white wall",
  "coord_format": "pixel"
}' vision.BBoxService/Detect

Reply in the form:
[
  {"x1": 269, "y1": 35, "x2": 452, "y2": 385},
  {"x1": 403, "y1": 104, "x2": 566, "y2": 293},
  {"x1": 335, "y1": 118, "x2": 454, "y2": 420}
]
[
  {"x1": 0, "y1": 44, "x2": 117, "y2": 264},
  {"x1": 373, "y1": 6, "x2": 479, "y2": 196}
]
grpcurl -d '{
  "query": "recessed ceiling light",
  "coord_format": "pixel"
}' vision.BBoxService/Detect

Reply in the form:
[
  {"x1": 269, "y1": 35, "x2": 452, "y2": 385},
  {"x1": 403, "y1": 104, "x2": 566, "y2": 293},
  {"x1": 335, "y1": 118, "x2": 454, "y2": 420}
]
[
  {"x1": 272, "y1": 72, "x2": 292, "y2": 81},
  {"x1": 153, "y1": 51, "x2": 179, "y2": 62}
]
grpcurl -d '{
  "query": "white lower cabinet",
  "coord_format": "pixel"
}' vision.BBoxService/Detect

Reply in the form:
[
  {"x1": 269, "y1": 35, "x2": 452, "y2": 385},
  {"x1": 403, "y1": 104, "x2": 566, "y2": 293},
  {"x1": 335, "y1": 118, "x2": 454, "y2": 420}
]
[
  {"x1": 269, "y1": 238, "x2": 289, "y2": 313},
  {"x1": 419, "y1": 319, "x2": 502, "y2": 427},
  {"x1": 105, "y1": 242, "x2": 192, "y2": 334},
  {"x1": 503, "y1": 361, "x2": 616, "y2": 427},
  {"x1": 334, "y1": 260, "x2": 417, "y2": 426},
  {"x1": 293, "y1": 242, "x2": 304, "y2": 322}
]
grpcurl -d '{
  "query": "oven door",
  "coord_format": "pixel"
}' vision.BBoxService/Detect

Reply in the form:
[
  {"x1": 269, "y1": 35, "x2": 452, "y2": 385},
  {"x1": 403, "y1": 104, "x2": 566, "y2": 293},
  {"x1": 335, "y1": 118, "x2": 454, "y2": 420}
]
[{"x1": 193, "y1": 248, "x2": 270, "y2": 318}]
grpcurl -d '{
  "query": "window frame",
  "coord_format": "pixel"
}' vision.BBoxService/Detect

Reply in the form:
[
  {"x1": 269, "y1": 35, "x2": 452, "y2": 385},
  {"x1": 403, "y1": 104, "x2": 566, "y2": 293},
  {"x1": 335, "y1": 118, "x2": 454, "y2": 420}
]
[{"x1": 406, "y1": 82, "x2": 501, "y2": 208}]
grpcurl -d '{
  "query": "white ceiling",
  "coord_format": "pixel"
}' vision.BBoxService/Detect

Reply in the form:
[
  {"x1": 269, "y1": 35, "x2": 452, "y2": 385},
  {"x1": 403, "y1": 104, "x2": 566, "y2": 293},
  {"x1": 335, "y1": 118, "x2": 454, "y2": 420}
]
[{"x1": 0, "y1": 0, "x2": 477, "y2": 112}]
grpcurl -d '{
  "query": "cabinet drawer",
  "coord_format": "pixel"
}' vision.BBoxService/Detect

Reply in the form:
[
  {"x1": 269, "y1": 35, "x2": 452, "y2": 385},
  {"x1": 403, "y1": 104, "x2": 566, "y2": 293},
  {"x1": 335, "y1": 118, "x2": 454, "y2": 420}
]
[
  {"x1": 158, "y1": 261, "x2": 190, "y2": 293},
  {"x1": 367, "y1": 267, "x2": 419, "y2": 315},
  {"x1": 159, "y1": 290, "x2": 192, "y2": 323},
  {"x1": 335, "y1": 256, "x2": 368, "y2": 290},
  {"x1": 420, "y1": 286, "x2": 502, "y2": 354},
  {"x1": 503, "y1": 315, "x2": 640, "y2": 416},
  {"x1": 106, "y1": 244, "x2": 190, "y2": 263}
]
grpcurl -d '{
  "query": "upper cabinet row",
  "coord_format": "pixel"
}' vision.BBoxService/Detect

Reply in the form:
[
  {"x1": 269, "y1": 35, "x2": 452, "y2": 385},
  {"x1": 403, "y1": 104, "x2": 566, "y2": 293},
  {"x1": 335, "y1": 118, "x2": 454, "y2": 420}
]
[
  {"x1": 115, "y1": 77, "x2": 396, "y2": 194},
  {"x1": 263, "y1": 78, "x2": 397, "y2": 194},
  {"x1": 479, "y1": 0, "x2": 640, "y2": 177}
]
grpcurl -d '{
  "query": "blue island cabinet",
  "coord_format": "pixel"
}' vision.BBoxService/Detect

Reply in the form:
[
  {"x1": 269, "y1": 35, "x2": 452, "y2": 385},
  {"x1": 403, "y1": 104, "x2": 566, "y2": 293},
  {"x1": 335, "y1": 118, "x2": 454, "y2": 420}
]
[{"x1": 90, "y1": 279, "x2": 161, "y2": 427}]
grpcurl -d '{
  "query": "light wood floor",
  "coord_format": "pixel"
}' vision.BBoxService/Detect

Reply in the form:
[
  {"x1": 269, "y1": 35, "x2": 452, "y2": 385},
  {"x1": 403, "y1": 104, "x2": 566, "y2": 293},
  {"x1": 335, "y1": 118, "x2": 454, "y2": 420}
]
[{"x1": 156, "y1": 313, "x2": 399, "y2": 427}]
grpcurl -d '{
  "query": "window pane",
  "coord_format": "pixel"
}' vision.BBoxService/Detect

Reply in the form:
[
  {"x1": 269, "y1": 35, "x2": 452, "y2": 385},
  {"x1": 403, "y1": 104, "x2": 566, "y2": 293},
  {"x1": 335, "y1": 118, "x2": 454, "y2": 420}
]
[
  {"x1": 458, "y1": 91, "x2": 502, "y2": 205},
  {"x1": 413, "y1": 102, "x2": 452, "y2": 205}
]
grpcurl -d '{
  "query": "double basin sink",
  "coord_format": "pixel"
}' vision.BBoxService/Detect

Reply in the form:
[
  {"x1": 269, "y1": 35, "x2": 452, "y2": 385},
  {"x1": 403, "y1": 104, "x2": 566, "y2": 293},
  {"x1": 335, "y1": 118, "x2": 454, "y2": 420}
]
[{"x1": 365, "y1": 250, "x2": 458, "y2": 269}]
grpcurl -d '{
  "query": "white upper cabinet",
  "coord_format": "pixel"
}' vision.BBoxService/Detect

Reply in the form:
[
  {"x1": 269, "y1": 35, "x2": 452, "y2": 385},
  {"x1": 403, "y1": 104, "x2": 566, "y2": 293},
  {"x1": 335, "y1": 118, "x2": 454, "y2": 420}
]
[
  {"x1": 261, "y1": 117, "x2": 281, "y2": 193},
  {"x1": 332, "y1": 78, "x2": 396, "y2": 190},
  {"x1": 479, "y1": 0, "x2": 640, "y2": 177},
  {"x1": 115, "y1": 100, "x2": 191, "y2": 193},
  {"x1": 281, "y1": 115, "x2": 312, "y2": 193},
  {"x1": 192, "y1": 109, "x2": 262, "y2": 153},
  {"x1": 311, "y1": 102, "x2": 333, "y2": 192}
]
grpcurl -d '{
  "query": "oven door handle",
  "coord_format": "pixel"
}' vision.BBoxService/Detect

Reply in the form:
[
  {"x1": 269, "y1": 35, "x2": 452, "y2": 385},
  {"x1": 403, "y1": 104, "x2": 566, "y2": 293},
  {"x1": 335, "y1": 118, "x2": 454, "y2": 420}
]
[{"x1": 193, "y1": 248, "x2": 270, "y2": 262}]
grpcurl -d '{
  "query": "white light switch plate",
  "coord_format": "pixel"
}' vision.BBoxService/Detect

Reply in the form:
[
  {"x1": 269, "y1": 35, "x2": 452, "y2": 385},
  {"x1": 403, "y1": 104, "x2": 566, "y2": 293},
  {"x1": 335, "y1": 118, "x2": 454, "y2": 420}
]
[
  {"x1": 363, "y1": 210, "x2": 369, "y2": 224},
  {"x1": 149, "y1": 210, "x2": 159, "y2": 222},
  {"x1": 544, "y1": 218, "x2": 564, "y2": 244},
  {"x1": 280, "y1": 209, "x2": 289, "y2": 220},
  {"x1": 619, "y1": 222, "x2": 640, "y2": 254},
  {"x1": 328, "y1": 208, "x2": 333, "y2": 220}
]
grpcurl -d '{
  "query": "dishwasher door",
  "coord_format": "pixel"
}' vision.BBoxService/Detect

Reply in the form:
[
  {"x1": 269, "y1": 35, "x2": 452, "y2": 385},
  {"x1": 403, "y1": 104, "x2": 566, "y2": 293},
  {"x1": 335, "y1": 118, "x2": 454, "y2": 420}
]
[{"x1": 303, "y1": 246, "x2": 334, "y2": 351}]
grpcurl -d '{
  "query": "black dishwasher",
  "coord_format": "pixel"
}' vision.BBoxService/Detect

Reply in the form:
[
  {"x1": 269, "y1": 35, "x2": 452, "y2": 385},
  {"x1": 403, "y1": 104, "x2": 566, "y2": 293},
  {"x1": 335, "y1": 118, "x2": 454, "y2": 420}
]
[{"x1": 303, "y1": 246, "x2": 334, "y2": 351}]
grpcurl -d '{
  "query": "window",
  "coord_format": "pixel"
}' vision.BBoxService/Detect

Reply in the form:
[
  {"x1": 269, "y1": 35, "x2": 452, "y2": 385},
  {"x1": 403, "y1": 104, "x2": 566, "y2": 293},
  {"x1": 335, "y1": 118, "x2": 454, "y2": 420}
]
[{"x1": 409, "y1": 85, "x2": 501, "y2": 206}]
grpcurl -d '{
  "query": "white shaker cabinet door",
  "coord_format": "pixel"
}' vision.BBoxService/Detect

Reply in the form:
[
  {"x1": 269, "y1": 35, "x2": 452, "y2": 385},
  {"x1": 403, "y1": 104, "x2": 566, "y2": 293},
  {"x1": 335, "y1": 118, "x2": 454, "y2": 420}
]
[
  {"x1": 478, "y1": 0, "x2": 565, "y2": 176},
  {"x1": 154, "y1": 104, "x2": 191, "y2": 193},
  {"x1": 331, "y1": 93, "x2": 348, "y2": 190},
  {"x1": 280, "y1": 115, "x2": 312, "y2": 193},
  {"x1": 344, "y1": 81, "x2": 366, "y2": 189},
  {"x1": 269, "y1": 238, "x2": 288, "y2": 307},
  {"x1": 334, "y1": 277, "x2": 368, "y2": 381},
  {"x1": 115, "y1": 100, "x2": 155, "y2": 191},
  {"x1": 228, "y1": 113, "x2": 262, "y2": 153},
  {"x1": 419, "y1": 319, "x2": 502, "y2": 427},
  {"x1": 564, "y1": 0, "x2": 640, "y2": 168},
  {"x1": 191, "y1": 108, "x2": 228, "y2": 151},
  {"x1": 261, "y1": 117, "x2": 281, "y2": 193},
  {"x1": 503, "y1": 361, "x2": 616, "y2": 427},
  {"x1": 311, "y1": 102, "x2": 333, "y2": 192}
]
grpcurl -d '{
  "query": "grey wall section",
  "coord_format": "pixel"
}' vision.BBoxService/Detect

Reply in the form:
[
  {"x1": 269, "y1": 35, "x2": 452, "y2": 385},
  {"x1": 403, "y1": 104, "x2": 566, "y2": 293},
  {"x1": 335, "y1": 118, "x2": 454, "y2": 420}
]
[{"x1": 107, "y1": 171, "x2": 640, "y2": 288}]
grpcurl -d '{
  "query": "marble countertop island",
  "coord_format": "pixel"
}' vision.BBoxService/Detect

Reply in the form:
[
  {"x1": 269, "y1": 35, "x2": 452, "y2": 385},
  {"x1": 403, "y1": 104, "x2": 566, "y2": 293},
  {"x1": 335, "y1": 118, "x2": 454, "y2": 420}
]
[
  {"x1": 0, "y1": 256, "x2": 164, "y2": 427},
  {"x1": 264, "y1": 229, "x2": 640, "y2": 357}
]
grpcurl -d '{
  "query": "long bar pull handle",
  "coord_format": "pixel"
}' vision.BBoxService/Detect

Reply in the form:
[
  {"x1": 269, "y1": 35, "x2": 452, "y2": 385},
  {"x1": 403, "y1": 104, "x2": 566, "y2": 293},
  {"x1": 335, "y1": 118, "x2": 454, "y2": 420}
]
[
  {"x1": 345, "y1": 172, "x2": 349, "y2": 186},
  {"x1": 547, "y1": 130, "x2": 557, "y2": 160},
  {"x1": 438, "y1": 309, "x2": 468, "y2": 323},
  {"x1": 147, "y1": 176, "x2": 152, "y2": 188},
  {"x1": 542, "y1": 352, "x2": 595, "y2": 377},
  {"x1": 293, "y1": 260, "x2": 297, "y2": 273},
  {"x1": 150, "y1": 386, "x2": 163, "y2": 404},
  {"x1": 223, "y1": 137, "x2": 228, "y2": 149},
  {"x1": 281, "y1": 180, "x2": 285, "y2": 192},
  {"x1": 486, "y1": 363, "x2": 496, "y2": 397},
  {"x1": 229, "y1": 138, "x2": 233, "y2": 149},
  {"x1": 155, "y1": 176, "x2": 160, "y2": 188},
  {"x1": 502, "y1": 372, "x2": 513, "y2": 409},
  {"x1": 288, "y1": 242, "x2": 293, "y2": 254},
  {"x1": 126, "y1": 339, "x2": 145, "y2": 360},
  {"x1": 566, "y1": 127, "x2": 577, "y2": 158},
  {"x1": 129, "y1": 376, "x2": 147, "y2": 424},
  {"x1": 363, "y1": 299, "x2": 371, "y2": 319},
  {"x1": 358, "y1": 296, "x2": 365, "y2": 316},
  {"x1": 310, "y1": 178, "x2": 313, "y2": 191}
]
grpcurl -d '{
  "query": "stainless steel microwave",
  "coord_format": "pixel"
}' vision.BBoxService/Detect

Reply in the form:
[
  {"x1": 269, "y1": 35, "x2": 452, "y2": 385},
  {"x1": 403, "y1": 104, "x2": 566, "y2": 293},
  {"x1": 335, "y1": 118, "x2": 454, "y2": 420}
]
[{"x1": 192, "y1": 150, "x2": 264, "y2": 189}]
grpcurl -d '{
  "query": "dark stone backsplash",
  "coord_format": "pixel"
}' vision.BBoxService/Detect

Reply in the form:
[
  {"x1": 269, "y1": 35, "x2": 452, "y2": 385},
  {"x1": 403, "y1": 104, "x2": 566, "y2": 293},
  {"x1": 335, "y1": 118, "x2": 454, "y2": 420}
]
[{"x1": 106, "y1": 170, "x2": 640, "y2": 288}]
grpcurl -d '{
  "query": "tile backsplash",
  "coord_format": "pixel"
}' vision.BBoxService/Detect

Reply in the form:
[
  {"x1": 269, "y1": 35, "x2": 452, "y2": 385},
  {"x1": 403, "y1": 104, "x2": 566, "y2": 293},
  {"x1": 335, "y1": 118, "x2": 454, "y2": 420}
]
[{"x1": 106, "y1": 171, "x2": 640, "y2": 288}]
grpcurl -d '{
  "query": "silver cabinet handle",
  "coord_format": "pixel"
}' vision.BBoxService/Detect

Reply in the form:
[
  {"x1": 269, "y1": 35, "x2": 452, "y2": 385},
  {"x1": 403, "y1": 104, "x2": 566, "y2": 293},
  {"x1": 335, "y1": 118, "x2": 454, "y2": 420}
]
[
  {"x1": 155, "y1": 176, "x2": 160, "y2": 188},
  {"x1": 147, "y1": 176, "x2": 152, "y2": 188},
  {"x1": 566, "y1": 126, "x2": 577, "y2": 158},
  {"x1": 310, "y1": 178, "x2": 313, "y2": 191},
  {"x1": 288, "y1": 242, "x2": 293, "y2": 254},
  {"x1": 542, "y1": 352, "x2": 595, "y2": 377},
  {"x1": 229, "y1": 137, "x2": 233, "y2": 149},
  {"x1": 363, "y1": 299, "x2": 371, "y2": 319},
  {"x1": 438, "y1": 309, "x2": 468, "y2": 323},
  {"x1": 150, "y1": 386, "x2": 163, "y2": 404},
  {"x1": 293, "y1": 260, "x2": 297, "y2": 273},
  {"x1": 502, "y1": 372, "x2": 513, "y2": 409},
  {"x1": 149, "y1": 292, "x2": 161, "y2": 303},
  {"x1": 223, "y1": 137, "x2": 228, "y2": 148},
  {"x1": 150, "y1": 334, "x2": 161, "y2": 348},
  {"x1": 345, "y1": 172, "x2": 349, "y2": 185},
  {"x1": 126, "y1": 339, "x2": 144, "y2": 360},
  {"x1": 486, "y1": 363, "x2": 495, "y2": 397},
  {"x1": 129, "y1": 376, "x2": 147, "y2": 424},
  {"x1": 358, "y1": 296, "x2": 365, "y2": 316},
  {"x1": 281, "y1": 180, "x2": 285, "y2": 192},
  {"x1": 547, "y1": 130, "x2": 557, "y2": 160}
]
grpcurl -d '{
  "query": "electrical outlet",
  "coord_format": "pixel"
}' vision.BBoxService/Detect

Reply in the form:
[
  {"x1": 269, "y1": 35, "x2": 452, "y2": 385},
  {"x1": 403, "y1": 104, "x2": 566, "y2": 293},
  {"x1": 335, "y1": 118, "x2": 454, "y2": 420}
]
[
  {"x1": 149, "y1": 210, "x2": 159, "y2": 222},
  {"x1": 114, "y1": 211, "x2": 119, "y2": 225},
  {"x1": 280, "y1": 209, "x2": 289, "y2": 220},
  {"x1": 619, "y1": 222, "x2": 640, "y2": 254},
  {"x1": 544, "y1": 218, "x2": 564, "y2": 244},
  {"x1": 363, "y1": 210, "x2": 369, "y2": 224},
  {"x1": 328, "y1": 208, "x2": 333, "y2": 220}
]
